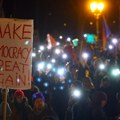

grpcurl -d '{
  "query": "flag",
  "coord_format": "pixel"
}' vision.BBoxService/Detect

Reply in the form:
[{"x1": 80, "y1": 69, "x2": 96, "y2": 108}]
[
  {"x1": 102, "y1": 16, "x2": 111, "y2": 49},
  {"x1": 47, "y1": 34, "x2": 56, "y2": 48}
]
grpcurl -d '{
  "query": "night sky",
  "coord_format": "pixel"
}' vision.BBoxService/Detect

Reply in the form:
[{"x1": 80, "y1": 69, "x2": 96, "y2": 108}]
[{"x1": 2, "y1": 0, "x2": 120, "y2": 41}]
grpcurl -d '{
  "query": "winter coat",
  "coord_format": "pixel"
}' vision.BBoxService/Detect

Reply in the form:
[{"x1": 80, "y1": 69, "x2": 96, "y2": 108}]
[
  {"x1": 30, "y1": 104, "x2": 59, "y2": 120},
  {"x1": 8, "y1": 99, "x2": 32, "y2": 120}
]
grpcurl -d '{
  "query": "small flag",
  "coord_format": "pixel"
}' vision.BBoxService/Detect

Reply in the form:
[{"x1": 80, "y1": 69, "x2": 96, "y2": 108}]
[
  {"x1": 102, "y1": 16, "x2": 111, "y2": 49},
  {"x1": 47, "y1": 34, "x2": 56, "y2": 48}
]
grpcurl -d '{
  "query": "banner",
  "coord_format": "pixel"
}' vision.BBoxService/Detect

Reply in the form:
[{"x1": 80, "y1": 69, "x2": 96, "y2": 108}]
[{"x1": 0, "y1": 18, "x2": 33, "y2": 89}]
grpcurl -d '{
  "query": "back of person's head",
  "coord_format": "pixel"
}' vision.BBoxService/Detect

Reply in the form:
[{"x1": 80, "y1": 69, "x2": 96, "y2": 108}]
[
  {"x1": 100, "y1": 76, "x2": 110, "y2": 88},
  {"x1": 92, "y1": 91, "x2": 107, "y2": 107}
]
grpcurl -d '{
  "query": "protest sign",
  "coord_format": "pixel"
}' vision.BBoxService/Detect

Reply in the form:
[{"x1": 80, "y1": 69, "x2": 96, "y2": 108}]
[{"x1": 0, "y1": 18, "x2": 33, "y2": 89}]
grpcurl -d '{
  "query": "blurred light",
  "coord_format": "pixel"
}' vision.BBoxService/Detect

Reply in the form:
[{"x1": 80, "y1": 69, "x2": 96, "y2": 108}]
[
  {"x1": 39, "y1": 45, "x2": 45, "y2": 51},
  {"x1": 59, "y1": 36, "x2": 63, "y2": 39},
  {"x1": 108, "y1": 44, "x2": 114, "y2": 50},
  {"x1": 59, "y1": 86, "x2": 64, "y2": 90},
  {"x1": 51, "y1": 59, "x2": 56, "y2": 63},
  {"x1": 56, "y1": 42, "x2": 60, "y2": 46},
  {"x1": 72, "y1": 38, "x2": 79, "y2": 46},
  {"x1": 99, "y1": 63, "x2": 105, "y2": 70},
  {"x1": 111, "y1": 68, "x2": 120, "y2": 77},
  {"x1": 84, "y1": 34, "x2": 87, "y2": 38},
  {"x1": 25, "y1": 40, "x2": 29, "y2": 45},
  {"x1": 47, "y1": 45, "x2": 52, "y2": 49},
  {"x1": 112, "y1": 38, "x2": 118, "y2": 45},
  {"x1": 55, "y1": 48, "x2": 61, "y2": 55},
  {"x1": 52, "y1": 68, "x2": 56, "y2": 72},
  {"x1": 67, "y1": 37, "x2": 71, "y2": 42},
  {"x1": 82, "y1": 52, "x2": 89, "y2": 59},
  {"x1": 44, "y1": 90, "x2": 48, "y2": 94},
  {"x1": 17, "y1": 78, "x2": 20, "y2": 83},
  {"x1": 53, "y1": 87, "x2": 56, "y2": 90},
  {"x1": 68, "y1": 79, "x2": 72, "y2": 83},
  {"x1": 57, "y1": 68, "x2": 65, "y2": 76},
  {"x1": 47, "y1": 63, "x2": 52, "y2": 69},
  {"x1": 90, "y1": 2, "x2": 104, "y2": 12},
  {"x1": 43, "y1": 82, "x2": 49, "y2": 87},
  {"x1": 36, "y1": 78, "x2": 42, "y2": 82},
  {"x1": 72, "y1": 89, "x2": 82, "y2": 98},
  {"x1": 37, "y1": 62, "x2": 45, "y2": 70},
  {"x1": 32, "y1": 52, "x2": 36, "y2": 57},
  {"x1": 62, "y1": 53, "x2": 68, "y2": 59}
]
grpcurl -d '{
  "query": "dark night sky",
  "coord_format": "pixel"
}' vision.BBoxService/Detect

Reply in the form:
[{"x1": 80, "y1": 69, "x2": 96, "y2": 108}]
[{"x1": 3, "y1": 0, "x2": 120, "y2": 40}]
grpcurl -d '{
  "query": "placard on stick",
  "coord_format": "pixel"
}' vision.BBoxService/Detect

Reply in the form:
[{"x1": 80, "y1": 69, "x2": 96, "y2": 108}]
[{"x1": 0, "y1": 18, "x2": 33, "y2": 90}]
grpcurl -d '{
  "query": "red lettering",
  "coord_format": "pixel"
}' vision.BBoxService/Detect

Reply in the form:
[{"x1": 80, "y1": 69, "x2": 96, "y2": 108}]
[
  {"x1": 5, "y1": 61, "x2": 12, "y2": 71},
  {"x1": 3, "y1": 24, "x2": 11, "y2": 38},
  {"x1": 13, "y1": 24, "x2": 22, "y2": 40},
  {"x1": 12, "y1": 61, "x2": 20, "y2": 71},
  {"x1": 19, "y1": 74, "x2": 26, "y2": 86},
  {"x1": 5, "y1": 75, "x2": 13, "y2": 85},
  {"x1": 20, "y1": 63, "x2": 28, "y2": 73},
  {"x1": 22, "y1": 24, "x2": 32, "y2": 40}
]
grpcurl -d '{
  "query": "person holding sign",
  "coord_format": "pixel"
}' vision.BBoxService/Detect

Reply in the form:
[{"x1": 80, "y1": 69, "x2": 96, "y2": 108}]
[
  {"x1": 9, "y1": 90, "x2": 32, "y2": 120},
  {"x1": 0, "y1": 89, "x2": 12, "y2": 120}
]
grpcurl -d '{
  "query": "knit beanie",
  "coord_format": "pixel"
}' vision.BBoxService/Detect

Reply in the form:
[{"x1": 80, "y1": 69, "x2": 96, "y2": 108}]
[
  {"x1": 32, "y1": 92, "x2": 45, "y2": 103},
  {"x1": 14, "y1": 90, "x2": 24, "y2": 97}
]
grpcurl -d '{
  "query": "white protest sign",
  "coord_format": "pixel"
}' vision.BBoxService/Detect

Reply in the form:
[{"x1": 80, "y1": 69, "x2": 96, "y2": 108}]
[{"x1": 0, "y1": 18, "x2": 33, "y2": 89}]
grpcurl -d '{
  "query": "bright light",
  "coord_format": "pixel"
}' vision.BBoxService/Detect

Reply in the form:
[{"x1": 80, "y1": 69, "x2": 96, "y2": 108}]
[
  {"x1": 47, "y1": 63, "x2": 52, "y2": 69},
  {"x1": 43, "y1": 82, "x2": 49, "y2": 87},
  {"x1": 82, "y1": 52, "x2": 89, "y2": 59},
  {"x1": 37, "y1": 62, "x2": 45, "y2": 70},
  {"x1": 51, "y1": 59, "x2": 56, "y2": 63},
  {"x1": 111, "y1": 68, "x2": 120, "y2": 77},
  {"x1": 59, "y1": 36, "x2": 63, "y2": 39},
  {"x1": 17, "y1": 78, "x2": 20, "y2": 83},
  {"x1": 25, "y1": 40, "x2": 29, "y2": 45},
  {"x1": 98, "y1": 3, "x2": 104, "y2": 11},
  {"x1": 90, "y1": 2, "x2": 97, "y2": 12},
  {"x1": 112, "y1": 38, "x2": 118, "y2": 45},
  {"x1": 55, "y1": 48, "x2": 61, "y2": 55},
  {"x1": 39, "y1": 45, "x2": 45, "y2": 51},
  {"x1": 84, "y1": 34, "x2": 87, "y2": 37},
  {"x1": 62, "y1": 53, "x2": 67, "y2": 59},
  {"x1": 72, "y1": 89, "x2": 82, "y2": 98},
  {"x1": 36, "y1": 78, "x2": 42, "y2": 82},
  {"x1": 90, "y1": 2, "x2": 104, "y2": 12},
  {"x1": 57, "y1": 68, "x2": 65, "y2": 76},
  {"x1": 60, "y1": 86, "x2": 64, "y2": 90},
  {"x1": 99, "y1": 63, "x2": 105, "y2": 70},
  {"x1": 108, "y1": 44, "x2": 114, "y2": 50},
  {"x1": 67, "y1": 37, "x2": 71, "y2": 42},
  {"x1": 56, "y1": 42, "x2": 60, "y2": 46},
  {"x1": 32, "y1": 52, "x2": 36, "y2": 57}
]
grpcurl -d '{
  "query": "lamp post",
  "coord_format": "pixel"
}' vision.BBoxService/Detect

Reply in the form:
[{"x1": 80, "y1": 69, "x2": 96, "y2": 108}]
[{"x1": 90, "y1": 1, "x2": 104, "y2": 45}]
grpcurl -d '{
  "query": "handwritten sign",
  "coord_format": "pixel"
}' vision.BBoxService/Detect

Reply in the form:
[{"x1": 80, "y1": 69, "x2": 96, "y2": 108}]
[{"x1": 0, "y1": 18, "x2": 33, "y2": 89}]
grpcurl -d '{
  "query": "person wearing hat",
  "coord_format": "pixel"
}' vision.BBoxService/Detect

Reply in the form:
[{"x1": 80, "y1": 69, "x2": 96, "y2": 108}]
[
  {"x1": 9, "y1": 90, "x2": 32, "y2": 120},
  {"x1": 30, "y1": 92, "x2": 59, "y2": 120}
]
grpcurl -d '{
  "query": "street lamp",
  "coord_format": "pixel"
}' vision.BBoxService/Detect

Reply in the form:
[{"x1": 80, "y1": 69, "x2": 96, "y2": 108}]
[{"x1": 90, "y1": 1, "x2": 104, "y2": 44}]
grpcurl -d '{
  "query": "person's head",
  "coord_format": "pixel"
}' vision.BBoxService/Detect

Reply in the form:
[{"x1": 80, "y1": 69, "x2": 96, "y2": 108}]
[
  {"x1": 14, "y1": 90, "x2": 25, "y2": 103},
  {"x1": 32, "y1": 92, "x2": 45, "y2": 112},
  {"x1": 100, "y1": 76, "x2": 110, "y2": 88},
  {"x1": 92, "y1": 91, "x2": 107, "y2": 107}
]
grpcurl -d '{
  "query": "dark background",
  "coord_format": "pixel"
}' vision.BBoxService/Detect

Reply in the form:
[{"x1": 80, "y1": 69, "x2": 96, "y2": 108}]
[{"x1": 2, "y1": 0, "x2": 120, "y2": 41}]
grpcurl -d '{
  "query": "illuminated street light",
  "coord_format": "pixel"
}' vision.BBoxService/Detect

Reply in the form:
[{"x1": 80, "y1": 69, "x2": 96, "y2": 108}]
[{"x1": 90, "y1": 1, "x2": 104, "y2": 45}]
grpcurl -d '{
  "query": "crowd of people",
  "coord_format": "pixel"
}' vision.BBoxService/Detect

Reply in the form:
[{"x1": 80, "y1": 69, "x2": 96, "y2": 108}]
[{"x1": 1, "y1": 40, "x2": 120, "y2": 120}]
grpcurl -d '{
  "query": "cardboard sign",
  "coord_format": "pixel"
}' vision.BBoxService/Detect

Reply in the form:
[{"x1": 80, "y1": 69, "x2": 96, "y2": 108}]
[{"x1": 0, "y1": 18, "x2": 33, "y2": 89}]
